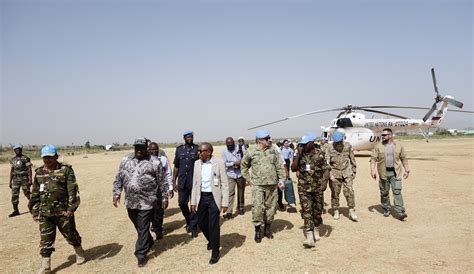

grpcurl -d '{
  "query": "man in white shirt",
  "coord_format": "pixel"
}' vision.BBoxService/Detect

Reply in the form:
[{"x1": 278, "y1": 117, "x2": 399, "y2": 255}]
[{"x1": 191, "y1": 143, "x2": 229, "y2": 264}]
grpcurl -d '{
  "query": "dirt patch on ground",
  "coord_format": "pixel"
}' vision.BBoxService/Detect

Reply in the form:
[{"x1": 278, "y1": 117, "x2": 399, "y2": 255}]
[{"x1": 1, "y1": 138, "x2": 472, "y2": 272}]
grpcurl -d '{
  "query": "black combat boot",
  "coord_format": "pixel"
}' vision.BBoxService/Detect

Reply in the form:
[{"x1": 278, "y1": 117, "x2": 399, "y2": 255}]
[
  {"x1": 264, "y1": 223, "x2": 273, "y2": 239},
  {"x1": 8, "y1": 204, "x2": 20, "y2": 217},
  {"x1": 254, "y1": 225, "x2": 262, "y2": 243}
]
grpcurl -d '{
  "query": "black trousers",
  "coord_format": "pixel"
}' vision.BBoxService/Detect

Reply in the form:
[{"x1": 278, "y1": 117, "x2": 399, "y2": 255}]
[
  {"x1": 151, "y1": 192, "x2": 164, "y2": 234},
  {"x1": 178, "y1": 186, "x2": 198, "y2": 231},
  {"x1": 197, "y1": 193, "x2": 220, "y2": 258},
  {"x1": 127, "y1": 208, "x2": 154, "y2": 259}
]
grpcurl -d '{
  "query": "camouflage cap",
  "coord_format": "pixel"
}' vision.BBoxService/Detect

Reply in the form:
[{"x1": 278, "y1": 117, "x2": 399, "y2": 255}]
[{"x1": 134, "y1": 137, "x2": 148, "y2": 146}]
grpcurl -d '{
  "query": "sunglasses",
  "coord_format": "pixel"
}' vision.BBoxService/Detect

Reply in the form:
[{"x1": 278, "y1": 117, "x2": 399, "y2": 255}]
[{"x1": 381, "y1": 134, "x2": 391, "y2": 137}]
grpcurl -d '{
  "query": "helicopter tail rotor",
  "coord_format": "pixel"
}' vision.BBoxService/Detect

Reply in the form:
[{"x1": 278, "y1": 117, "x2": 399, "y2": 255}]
[{"x1": 422, "y1": 68, "x2": 465, "y2": 121}]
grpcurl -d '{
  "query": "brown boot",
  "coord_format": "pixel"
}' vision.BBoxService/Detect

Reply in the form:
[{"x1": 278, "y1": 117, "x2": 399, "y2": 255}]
[
  {"x1": 74, "y1": 245, "x2": 86, "y2": 265},
  {"x1": 38, "y1": 257, "x2": 51, "y2": 274},
  {"x1": 303, "y1": 231, "x2": 315, "y2": 248}
]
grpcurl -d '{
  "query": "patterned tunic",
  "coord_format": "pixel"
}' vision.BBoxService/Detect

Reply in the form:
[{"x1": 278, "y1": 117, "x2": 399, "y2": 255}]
[{"x1": 113, "y1": 154, "x2": 168, "y2": 210}]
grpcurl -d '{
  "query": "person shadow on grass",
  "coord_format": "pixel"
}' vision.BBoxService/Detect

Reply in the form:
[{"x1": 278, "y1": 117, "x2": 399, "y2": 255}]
[{"x1": 52, "y1": 242, "x2": 123, "y2": 273}]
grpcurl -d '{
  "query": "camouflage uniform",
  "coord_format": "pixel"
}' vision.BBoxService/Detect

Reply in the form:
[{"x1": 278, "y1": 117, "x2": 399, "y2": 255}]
[
  {"x1": 326, "y1": 142, "x2": 357, "y2": 210},
  {"x1": 296, "y1": 149, "x2": 330, "y2": 231},
  {"x1": 10, "y1": 155, "x2": 32, "y2": 205},
  {"x1": 241, "y1": 146, "x2": 285, "y2": 226},
  {"x1": 29, "y1": 163, "x2": 82, "y2": 257}
]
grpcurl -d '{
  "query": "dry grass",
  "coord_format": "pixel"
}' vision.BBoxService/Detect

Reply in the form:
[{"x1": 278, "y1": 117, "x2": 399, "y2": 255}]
[{"x1": 0, "y1": 138, "x2": 473, "y2": 272}]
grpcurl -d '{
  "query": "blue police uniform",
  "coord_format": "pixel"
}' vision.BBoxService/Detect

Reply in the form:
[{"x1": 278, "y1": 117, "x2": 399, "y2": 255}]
[{"x1": 173, "y1": 142, "x2": 199, "y2": 233}]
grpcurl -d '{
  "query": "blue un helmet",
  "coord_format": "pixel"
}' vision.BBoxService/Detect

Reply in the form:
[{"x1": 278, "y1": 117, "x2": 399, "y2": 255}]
[
  {"x1": 41, "y1": 144, "x2": 58, "y2": 157},
  {"x1": 304, "y1": 132, "x2": 317, "y2": 141},
  {"x1": 255, "y1": 129, "x2": 270, "y2": 139},
  {"x1": 299, "y1": 134, "x2": 315, "y2": 145},
  {"x1": 13, "y1": 144, "x2": 23, "y2": 150},
  {"x1": 332, "y1": 131, "x2": 345, "y2": 143}
]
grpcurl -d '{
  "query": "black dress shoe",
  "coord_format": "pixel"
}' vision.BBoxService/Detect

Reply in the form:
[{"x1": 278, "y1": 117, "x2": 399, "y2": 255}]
[
  {"x1": 155, "y1": 232, "x2": 163, "y2": 240},
  {"x1": 264, "y1": 223, "x2": 273, "y2": 239},
  {"x1": 137, "y1": 257, "x2": 146, "y2": 267},
  {"x1": 8, "y1": 210, "x2": 20, "y2": 217},
  {"x1": 191, "y1": 230, "x2": 198, "y2": 238},
  {"x1": 207, "y1": 243, "x2": 211, "y2": 250},
  {"x1": 254, "y1": 226, "x2": 262, "y2": 243},
  {"x1": 239, "y1": 209, "x2": 244, "y2": 215},
  {"x1": 209, "y1": 255, "x2": 220, "y2": 264}
]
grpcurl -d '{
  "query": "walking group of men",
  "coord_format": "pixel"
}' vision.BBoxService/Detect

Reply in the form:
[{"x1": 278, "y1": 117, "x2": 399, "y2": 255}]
[{"x1": 8, "y1": 127, "x2": 410, "y2": 272}]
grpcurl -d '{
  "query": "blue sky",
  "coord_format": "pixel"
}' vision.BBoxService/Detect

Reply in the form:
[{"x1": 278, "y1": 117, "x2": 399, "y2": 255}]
[{"x1": 1, "y1": 0, "x2": 472, "y2": 145}]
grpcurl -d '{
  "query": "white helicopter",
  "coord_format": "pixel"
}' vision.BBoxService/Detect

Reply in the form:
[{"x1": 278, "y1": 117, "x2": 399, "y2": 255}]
[{"x1": 249, "y1": 68, "x2": 473, "y2": 151}]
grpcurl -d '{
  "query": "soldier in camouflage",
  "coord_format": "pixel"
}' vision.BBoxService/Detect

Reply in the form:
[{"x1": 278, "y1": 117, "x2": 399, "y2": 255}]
[
  {"x1": 29, "y1": 145, "x2": 85, "y2": 274},
  {"x1": 8, "y1": 144, "x2": 32, "y2": 217},
  {"x1": 241, "y1": 129, "x2": 285, "y2": 243},
  {"x1": 326, "y1": 131, "x2": 358, "y2": 221},
  {"x1": 291, "y1": 134, "x2": 330, "y2": 248}
]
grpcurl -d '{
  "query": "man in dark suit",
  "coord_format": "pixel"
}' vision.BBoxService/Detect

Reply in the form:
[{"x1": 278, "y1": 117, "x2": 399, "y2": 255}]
[{"x1": 191, "y1": 142, "x2": 229, "y2": 264}]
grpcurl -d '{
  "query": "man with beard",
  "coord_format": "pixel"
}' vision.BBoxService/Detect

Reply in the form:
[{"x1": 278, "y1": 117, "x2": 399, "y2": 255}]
[{"x1": 370, "y1": 128, "x2": 410, "y2": 220}]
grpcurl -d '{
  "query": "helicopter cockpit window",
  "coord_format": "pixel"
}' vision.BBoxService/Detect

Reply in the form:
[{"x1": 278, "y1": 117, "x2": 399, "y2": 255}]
[{"x1": 336, "y1": 118, "x2": 353, "y2": 128}]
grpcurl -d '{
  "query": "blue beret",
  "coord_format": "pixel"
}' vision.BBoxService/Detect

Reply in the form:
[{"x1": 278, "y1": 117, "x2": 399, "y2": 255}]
[
  {"x1": 299, "y1": 135, "x2": 315, "y2": 145},
  {"x1": 332, "y1": 131, "x2": 345, "y2": 142},
  {"x1": 41, "y1": 144, "x2": 57, "y2": 157},
  {"x1": 255, "y1": 129, "x2": 270, "y2": 139},
  {"x1": 305, "y1": 132, "x2": 317, "y2": 141},
  {"x1": 183, "y1": 130, "x2": 194, "y2": 137},
  {"x1": 13, "y1": 144, "x2": 23, "y2": 150}
]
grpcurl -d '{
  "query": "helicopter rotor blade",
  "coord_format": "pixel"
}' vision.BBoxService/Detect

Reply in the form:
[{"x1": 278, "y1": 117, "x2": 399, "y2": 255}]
[
  {"x1": 247, "y1": 108, "x2": 344, "y2": 130},
  {"x1": 423, "y1": 102, "x2": 438, "y2": 122},
  {"x1": 358, "y1": 108, "x2": 408, "y2": 119},
  {"x1": 356, "y1": 105, "x2": 432, "y2": 110},
  {"x1": 431, "y1": 68, "x2": 440, "y2": 97},
  {"x1": 446, "y1": 109, "x2": 474, "y2": 113},
  {"x1": 443, "y1": 96, "x2": 464, "y2": 109}
]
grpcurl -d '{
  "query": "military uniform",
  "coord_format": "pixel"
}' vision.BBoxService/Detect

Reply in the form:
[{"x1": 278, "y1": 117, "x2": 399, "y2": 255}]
[
  {"x1": 10, "y1": 155, "x2": 32, "y2": 206},
  {"x1": 326, "y1": 141, "x2": 357, "y2": 211},
  {"x1": 296, "y1": 149, "x2": 330, "y2": 232},
  {"x1": 241, "y1": 145, "x2": 285, "y2": 227},
  {"x1": 173, "y1": 143, "x2": 199, "y2": 231},
  {"x1": 29, "y1": 163, "x2": 82, "y2": 257}
]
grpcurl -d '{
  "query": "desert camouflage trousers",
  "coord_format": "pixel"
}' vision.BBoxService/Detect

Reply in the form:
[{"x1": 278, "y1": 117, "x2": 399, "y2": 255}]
[
  {"x1": 252, "y1": 184, "x2": 278, "y2": 227},
  {"x1": 299, "y1": 190, "x2": 323, "y2": 232},
  {"x1": 11, "y1": 176, "x2": 31, "y2": 206},
  {"x1": 39, "y1": 215, "x2": 82, "y2": 257},
  {"x1": 329, "y1": 177, "x2": 355, "y2": 209}
]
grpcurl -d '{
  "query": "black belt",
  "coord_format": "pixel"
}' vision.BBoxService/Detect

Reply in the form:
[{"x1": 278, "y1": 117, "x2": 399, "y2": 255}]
[
  {"x1": 386, "y1": 167, "x2": 395, "y2": 171},
  {"x1": 201, "y1": 192, "x2": 213, "y2": 196}
]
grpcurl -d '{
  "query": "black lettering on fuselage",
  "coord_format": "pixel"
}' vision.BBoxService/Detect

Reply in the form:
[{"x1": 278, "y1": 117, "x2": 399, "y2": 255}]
[{"x1": 369, "y1": 136, "x2": 381, "y2": 142}]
